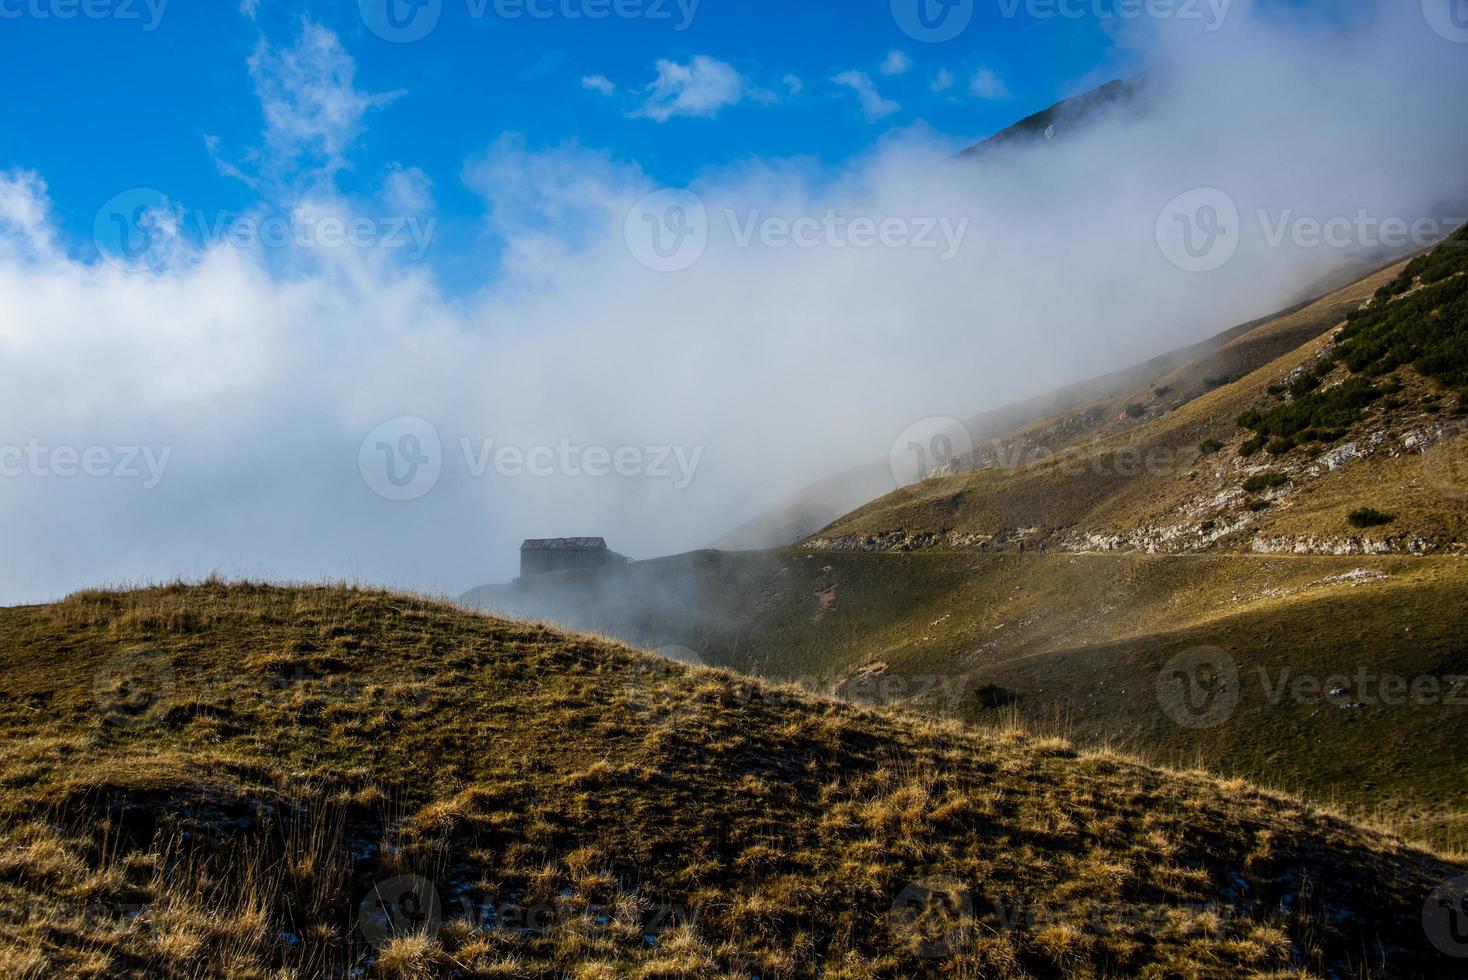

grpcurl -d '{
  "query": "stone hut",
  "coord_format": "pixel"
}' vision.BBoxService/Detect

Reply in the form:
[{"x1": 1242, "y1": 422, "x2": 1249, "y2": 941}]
[{"x1": 519, "y1": 538, "x2": 628, "y2": 579}]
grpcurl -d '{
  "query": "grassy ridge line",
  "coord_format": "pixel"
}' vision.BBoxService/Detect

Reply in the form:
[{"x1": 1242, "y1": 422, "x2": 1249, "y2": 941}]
[
  {"x1": 2, "y1": 581, "x2": 1465, "y2": 977},
  {"x1": 466, "y1": 550, "x2": 1468, "y2": 851}
]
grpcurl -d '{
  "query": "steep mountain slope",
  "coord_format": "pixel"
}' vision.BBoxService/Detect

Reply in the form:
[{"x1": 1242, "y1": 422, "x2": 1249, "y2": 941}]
[
  {"x1": 714, "y1": 254, "x2": 1415, "y2": 551},
  {"x1": 959, "y1": 77, "x2": 1147, "y2": 157},
  {"x1": 1, "y1": 582, "x2": 1465, "y2": 977},
  {"x1": 811, "y1": 230, "x2": 1468, "y2": 556}
]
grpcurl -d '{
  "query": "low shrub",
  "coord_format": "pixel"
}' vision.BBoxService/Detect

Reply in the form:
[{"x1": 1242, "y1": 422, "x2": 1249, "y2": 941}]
[
  {"x1": 1348, "y1": 507, "x2": 1395, "y2": 529},
  {"x1": 1243, "y1": 472, "x2": 1289, "y2": 493}
]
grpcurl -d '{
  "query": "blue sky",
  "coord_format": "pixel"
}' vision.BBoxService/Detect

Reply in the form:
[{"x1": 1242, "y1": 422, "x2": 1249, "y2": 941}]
[{"x1": 2, "y1": 0, "x2": 1136, "y2": 285}]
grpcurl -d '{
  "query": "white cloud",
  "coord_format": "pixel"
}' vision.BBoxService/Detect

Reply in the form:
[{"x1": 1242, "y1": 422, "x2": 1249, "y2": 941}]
[
  {"x1": 783, "y1": 73, "x2": 804, "y2": 96},
  {"x1": 383, "y1": 165, "x2": 434, "y2": 213},
  {"x1": 2, "y1": 3, "x2": 1467, "y2": 605},
  {"x1": 635, "y1": 56, "x2": 746, "y2": 122},
  {"x1": 881, "y1": 50, "x2": 913, "y2": 77},
  {"x1": 582, "y1": 74, "x2": 616, "y2": 97},
  {"x1": 0, "y1": 170, "x2": 54, "y2": 260},
  {"x1": 240, "y1": 0, "x2": 258, "y2": 18},
  {"x1": 246, "y1": 22, "x2": 401, "y2": 177},
  {"x1": 932, "y1": 68, "x2": 956, "y2": 94},
  {"x1": 832, "y1": 71, "x2": 900, "y2": 121},
  {"x1": 970, "y1": 67, "x2": 1013, "y2": 101}
]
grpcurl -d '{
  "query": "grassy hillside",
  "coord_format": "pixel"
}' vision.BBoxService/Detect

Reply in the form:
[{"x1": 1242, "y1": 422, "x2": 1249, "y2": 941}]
[
  {"x1": 468, "y1": 244, "x2": 1468, "y2": 858},
  {"x1": 3, "y1": 582, "x2": 1466, "y2": 977},
  {"x1": 811, "y1": 242, "x2": 1468, "y2": 556},
  {"x1": 717, "y1": 252, "x2": 1421, "y2": 552},
  {"x1": 466, "y1": 550, "x2": 1468, "y2": 852}
]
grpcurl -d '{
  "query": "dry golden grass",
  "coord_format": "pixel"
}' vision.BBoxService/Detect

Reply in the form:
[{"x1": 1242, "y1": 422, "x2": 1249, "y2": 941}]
[{"x1": 0, "y1": 581, "x2": 1463, "y2": 977}]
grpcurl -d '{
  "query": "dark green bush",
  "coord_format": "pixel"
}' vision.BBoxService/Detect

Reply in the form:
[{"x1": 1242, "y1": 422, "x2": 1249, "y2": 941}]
[
  {"x1": 1240, "y1": 378, "x2": 1384, "y2": 445},
  {"x1": 1289, "y1": 371, "x2": 1324, "y2": 399},
  {"x1": 1243, "y1": 472, "x2": 1289, "y2": 493},
  {"x1": 1347, "y1": 507, "x2": 1395, "y2": 529},
  {"x1": 1238, "y1": 227, "x2": 1468, "y2": 446},
  {"x1": 1125, "y1": 403, "x2": 1147, "y2": 418},
  {"x1": 1199, "y1": 439, "x2": 1224, "y2": 455}
]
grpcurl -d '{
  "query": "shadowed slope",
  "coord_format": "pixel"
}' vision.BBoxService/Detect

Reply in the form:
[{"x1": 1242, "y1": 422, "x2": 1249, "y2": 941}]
[{"x1": 8, "y1": 583, "x2": 1460, "y2": 976}]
